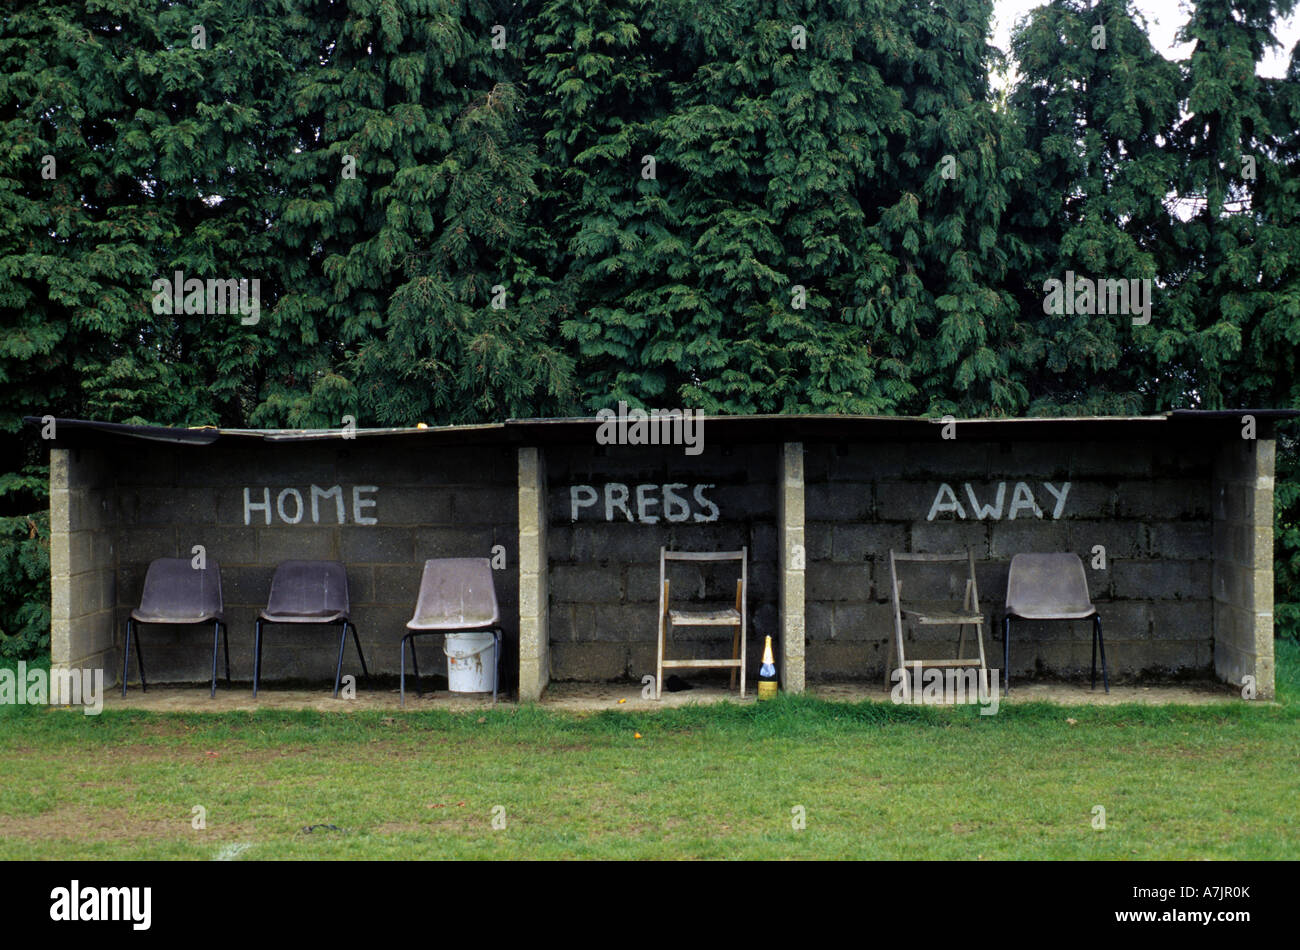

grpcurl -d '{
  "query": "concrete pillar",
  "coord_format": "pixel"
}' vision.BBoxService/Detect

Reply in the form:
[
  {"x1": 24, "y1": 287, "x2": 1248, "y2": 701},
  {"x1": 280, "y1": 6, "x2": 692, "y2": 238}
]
[
  {"x1": 48, "y1": 447, "x2": 117, "y2": 678},
  {"x1": 778, "y1": 442, "x2": 806, "y2": 693},
  {"x1": 1211, "y1": 435, "x2": 1276, "y2": 699},
  {"x1": 517, "y1": 446, "x2": 550, "y2": 701},
  {"x1": 49, "y1": 448, "x2": 73, "y2": 669}
]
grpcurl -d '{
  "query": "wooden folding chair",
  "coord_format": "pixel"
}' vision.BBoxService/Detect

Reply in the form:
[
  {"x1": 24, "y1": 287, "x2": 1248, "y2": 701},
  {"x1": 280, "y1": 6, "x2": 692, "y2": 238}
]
[
  {"x1": 656, "y1": 547, "x2": 747, "y2": 699},
  {"x1": 887, "y1": 549, "x2": 988, "y2": 701}
]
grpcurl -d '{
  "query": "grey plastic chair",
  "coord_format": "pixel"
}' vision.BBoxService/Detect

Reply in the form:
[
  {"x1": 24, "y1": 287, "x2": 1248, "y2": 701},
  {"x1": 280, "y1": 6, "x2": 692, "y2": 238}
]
[
  {"x1": 1003, "y1": 552, "x2": 1108, "y2": 693},
  {"x1": 401, "y1": 558, "x2": 501, "y2": 705},
  {"x1": 253, "y1": 560, "x2": 368, "y2": 698},
  {"x1": 123, "y1": 557, "x2": 229, "y2": 698}
]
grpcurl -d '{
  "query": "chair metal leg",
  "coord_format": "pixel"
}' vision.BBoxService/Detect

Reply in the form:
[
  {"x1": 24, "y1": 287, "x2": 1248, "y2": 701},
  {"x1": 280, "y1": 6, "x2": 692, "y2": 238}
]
[
  {"x1": 210, "y1": 620, "x2": 220, "y2": 698},
  {"x1": 122, "y1": 619, "x2": 133, "y2": 697},
  {"x1": 134, "y1": 621, "x2": 147, "y2": 693},
  {"x1": 253, "y1": 619, "x2": 264, "y2": 697},
  {"x1": 1095, "y1": 615, "x2": 1109, "y2": 693},
  {"x1": 1091, "y1": 617, "x2": 1099, "y2": 690},
  {"x1": 493, "y1": 629, "x2": 501, "y2": 704},
  {"x1": 410, "y1": 635, "x2": 423, "y2": 697},
  {"x1": 222, "y1": 623, "x2": 231, "y2": 685},
  {"x1": 400, "y1": 635, "x2": 409, "y2": 707},
  {"x1": 332, "y1": 622, "x2": 348, "y2": 698},
  {"x1": 350, "y1": 622, "x2": 369, "y2": 680},
  {"x1": 1003, "y1": 616, "x2": 1011, "y2": 694}
]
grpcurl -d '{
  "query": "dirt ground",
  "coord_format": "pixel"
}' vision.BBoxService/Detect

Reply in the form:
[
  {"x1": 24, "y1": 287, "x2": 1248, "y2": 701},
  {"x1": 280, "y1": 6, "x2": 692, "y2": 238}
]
[{"x1": 97, "y1": 678, "x2": 1243, "y2": 713}]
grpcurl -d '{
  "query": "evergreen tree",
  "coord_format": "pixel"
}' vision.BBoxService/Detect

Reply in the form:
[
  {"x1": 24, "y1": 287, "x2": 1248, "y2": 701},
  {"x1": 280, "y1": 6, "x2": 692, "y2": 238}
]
[
  {"x1": 273, "y1": 0, "x2": 577, "y2": 427},
  {"x1": 543, "y1": 0, "x2": 1029, "y2": 415},
  {"x1": 1161, "y1": 0, "x2": 1296, "y2": 411},
  {"x1": 1007, "y1": 0, "x2": 1181, "y2": 413},
  {"x1": 0, "y1": 0, "x2": 296, "y2": 435}
]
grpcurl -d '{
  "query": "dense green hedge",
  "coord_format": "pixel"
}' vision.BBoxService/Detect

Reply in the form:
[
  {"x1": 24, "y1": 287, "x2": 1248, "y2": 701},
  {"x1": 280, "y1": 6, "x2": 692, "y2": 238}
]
[{"x1": 0, "y1": 507, "x2": 49, "y2": 659}]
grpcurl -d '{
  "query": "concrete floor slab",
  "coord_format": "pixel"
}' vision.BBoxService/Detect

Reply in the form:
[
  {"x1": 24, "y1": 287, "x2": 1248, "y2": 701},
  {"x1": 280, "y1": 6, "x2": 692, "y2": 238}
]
[{"x1": 96, "y1": 678, "x2": 1243, "y2": 713}]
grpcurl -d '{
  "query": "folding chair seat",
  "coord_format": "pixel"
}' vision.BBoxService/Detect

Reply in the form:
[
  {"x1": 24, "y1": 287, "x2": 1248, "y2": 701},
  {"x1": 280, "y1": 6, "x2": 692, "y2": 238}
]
[
  {"x1": 401, "y1": 558, "x2": 502, "y2": 705},
  {"x1": 122, "y1": 557, "x2": 229, "y2": 698},
  {"x1": 887, "y1": 550, "x2": 988, "y2": 701},
  {"x1": 1003, "y1": 552, "x2": 1108, "y2": 693},
  {"x1": 656, "y1": 548, "x2": 747, "y2": 699},
  {"x1": 253, "y1": 560, "x2": 368, "y2": 697}
]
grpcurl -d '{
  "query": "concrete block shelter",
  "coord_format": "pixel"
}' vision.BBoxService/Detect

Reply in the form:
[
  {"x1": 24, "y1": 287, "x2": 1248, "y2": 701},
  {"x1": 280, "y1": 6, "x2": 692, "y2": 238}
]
[{"x1": 35, "y1": 411, "x2": 1292, "y2": 700}]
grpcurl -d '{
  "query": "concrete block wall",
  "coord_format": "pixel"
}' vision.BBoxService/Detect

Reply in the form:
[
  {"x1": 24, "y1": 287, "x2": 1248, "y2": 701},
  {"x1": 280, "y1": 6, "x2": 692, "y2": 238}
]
[
  {"x1": 49, "y1": 421, "x2": 1278, "y2": 697},
  {"x1": 49, "y1": 448, "x2": 116, "y2": 675},
  {"x1": 1212, "y1": 438, "x2": 1276, "y2": 698},
  {"x1": 110, "y1": 439, "x2": 518, "y2": 687},
  {"x1": 545, "y1": 443, "x2": 778, "y2": 682},
  {"x1": 803, "y1": 439, "x2": 1216, "y2": 682}
]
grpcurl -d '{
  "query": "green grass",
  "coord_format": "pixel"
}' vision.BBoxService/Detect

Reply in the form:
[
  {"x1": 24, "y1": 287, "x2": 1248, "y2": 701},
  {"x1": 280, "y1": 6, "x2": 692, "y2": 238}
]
[{"x1": 2, "y1": 642, "x2": 1298, "y2": 859}]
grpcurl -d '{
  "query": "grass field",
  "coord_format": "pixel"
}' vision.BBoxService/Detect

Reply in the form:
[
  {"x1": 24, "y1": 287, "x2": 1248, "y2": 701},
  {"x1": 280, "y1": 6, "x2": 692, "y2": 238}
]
[{"x1": 2, "y1": 640, "x2": 1298, "y2": 860}]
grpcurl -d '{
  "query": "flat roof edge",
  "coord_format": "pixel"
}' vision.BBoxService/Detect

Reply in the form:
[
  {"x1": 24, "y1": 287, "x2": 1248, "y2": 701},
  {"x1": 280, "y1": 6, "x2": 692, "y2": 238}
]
[{"x1": 23, "y1": 408, "x2": 1298, "y2": 448}]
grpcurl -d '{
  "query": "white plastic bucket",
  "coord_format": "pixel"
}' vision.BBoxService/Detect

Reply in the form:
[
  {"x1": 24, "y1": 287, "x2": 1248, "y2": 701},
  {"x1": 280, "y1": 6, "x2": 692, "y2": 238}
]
[{"x1": 444, "y1": 631, "x2": 496, "y2": 693}]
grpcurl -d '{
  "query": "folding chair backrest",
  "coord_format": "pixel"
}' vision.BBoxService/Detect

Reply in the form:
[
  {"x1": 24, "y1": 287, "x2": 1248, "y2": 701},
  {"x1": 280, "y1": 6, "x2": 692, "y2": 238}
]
[
  {"x1": 266, "y1": 560, "x2": 350, "y2": 619},
  {"x1": 662, "y1": 550, "x2": 747, "y2": 563},
  {"x1": 138, "y1": 557, "x2": 223, "y2": 622},
  {"x1": 1005, "y1": 553, "x2": 1092, "y2": 616},
  {"x1": 890, "y1": 553, "x2": 970, "y2": 562},
  {"x1": 889, "y1": 549, "x2": 977, "y2": 607},
  {"x1": 410, "y1": 558, "x2": 500, "y2": 627},
  {"x1": 659, "y1": 548, "x2": 747, "y2": 596}
]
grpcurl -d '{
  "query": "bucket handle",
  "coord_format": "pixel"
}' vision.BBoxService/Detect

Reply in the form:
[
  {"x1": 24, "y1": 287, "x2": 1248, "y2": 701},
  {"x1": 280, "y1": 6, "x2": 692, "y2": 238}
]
[{"x1": 444, "y1": 636, "x2": 495, "y2": 659}]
